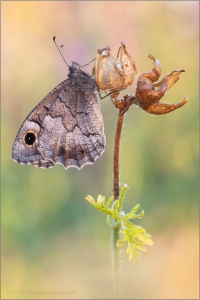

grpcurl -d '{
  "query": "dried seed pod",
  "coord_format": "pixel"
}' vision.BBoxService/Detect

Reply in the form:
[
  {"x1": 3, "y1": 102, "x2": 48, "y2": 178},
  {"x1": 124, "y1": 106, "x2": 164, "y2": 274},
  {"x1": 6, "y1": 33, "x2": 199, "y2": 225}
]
[{"x1": 93, "y1": 42, "x2": 137, "y2": 92}]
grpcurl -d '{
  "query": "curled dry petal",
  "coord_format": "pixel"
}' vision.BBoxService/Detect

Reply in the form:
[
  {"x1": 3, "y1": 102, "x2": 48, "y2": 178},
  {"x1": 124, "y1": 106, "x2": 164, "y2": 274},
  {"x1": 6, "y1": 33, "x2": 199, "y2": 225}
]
[
  {"x1": 160, "y1": 70, "x2": 186, "y2": 91},
  {"x1": 93, "y1": 45, "x2": 122, "y2": 91},
  {"x1": 93, "y1": 42, "x2": 137, "y2": 92},
  {"x1": 144, "y1": 96, "x2": 188, "y2": 115},
  {"x1": 139, "y1": 54, "x2": 161, "y2": 83},
  {"x1": 135, "y1": 54, "x2": 188, "y2": 115},
  {"x1": 115, "y1": 41, "x2": 137, "y2": 88}
]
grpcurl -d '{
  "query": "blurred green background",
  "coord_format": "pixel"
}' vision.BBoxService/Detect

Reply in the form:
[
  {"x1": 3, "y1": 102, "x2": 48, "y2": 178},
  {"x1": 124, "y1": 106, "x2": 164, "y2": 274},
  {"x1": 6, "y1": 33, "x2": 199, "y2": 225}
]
[{"x1": 1, "y1": 1, "x2": 199, "y2": 299}]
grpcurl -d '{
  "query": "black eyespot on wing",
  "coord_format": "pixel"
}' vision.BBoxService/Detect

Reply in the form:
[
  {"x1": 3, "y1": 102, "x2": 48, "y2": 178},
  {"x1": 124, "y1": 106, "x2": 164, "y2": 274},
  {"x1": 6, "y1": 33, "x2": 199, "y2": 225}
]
[{"x1": 24, "y1": 131, "x2": 36, "y2": 146}]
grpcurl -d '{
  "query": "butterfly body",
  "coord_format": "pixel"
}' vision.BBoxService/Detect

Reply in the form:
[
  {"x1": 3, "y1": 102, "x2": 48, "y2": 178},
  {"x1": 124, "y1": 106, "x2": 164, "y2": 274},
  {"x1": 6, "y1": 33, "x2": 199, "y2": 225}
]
[{"x1": 12, "y1": 63, "x2": 106, "y2": 169}]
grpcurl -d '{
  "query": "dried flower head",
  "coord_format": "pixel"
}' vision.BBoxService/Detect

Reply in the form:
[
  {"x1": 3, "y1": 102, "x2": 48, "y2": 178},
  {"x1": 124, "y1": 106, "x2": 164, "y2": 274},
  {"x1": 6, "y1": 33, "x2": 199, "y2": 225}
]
[
  {"x1": 135, "y1": 54, "x2": 188, "y2": 115},
  {"x1": 93, "y1": 42, "x2": 137, "y2": 92}
]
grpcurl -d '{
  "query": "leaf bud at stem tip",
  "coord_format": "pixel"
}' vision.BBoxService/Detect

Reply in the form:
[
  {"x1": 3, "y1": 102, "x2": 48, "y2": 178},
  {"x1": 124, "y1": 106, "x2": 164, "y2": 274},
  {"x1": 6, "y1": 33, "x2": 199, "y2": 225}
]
[{"x1": 122, "y1": 184, "x2": 128, "y2": 190}]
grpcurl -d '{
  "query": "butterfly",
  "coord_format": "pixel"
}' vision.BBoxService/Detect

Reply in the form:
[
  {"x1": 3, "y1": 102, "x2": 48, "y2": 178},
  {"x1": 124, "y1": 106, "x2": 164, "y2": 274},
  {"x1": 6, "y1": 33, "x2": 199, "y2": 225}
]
[{"x1": 12, "y1": 60, "x2": 106, "y2": 170}]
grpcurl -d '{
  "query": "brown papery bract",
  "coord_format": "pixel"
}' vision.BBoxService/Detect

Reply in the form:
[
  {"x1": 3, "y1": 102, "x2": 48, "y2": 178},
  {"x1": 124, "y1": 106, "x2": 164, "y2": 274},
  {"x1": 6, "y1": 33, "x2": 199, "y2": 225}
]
[{"x1": 93, "y1": 42, "x2": 137, "y2": 92}]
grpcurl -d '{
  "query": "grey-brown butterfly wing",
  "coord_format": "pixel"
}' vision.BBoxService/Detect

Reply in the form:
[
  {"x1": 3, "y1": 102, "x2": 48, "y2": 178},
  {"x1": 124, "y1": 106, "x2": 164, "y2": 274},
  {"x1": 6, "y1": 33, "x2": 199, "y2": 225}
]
[{"x1": 12, "y1": 63, "x2": 106, "y2": 169}]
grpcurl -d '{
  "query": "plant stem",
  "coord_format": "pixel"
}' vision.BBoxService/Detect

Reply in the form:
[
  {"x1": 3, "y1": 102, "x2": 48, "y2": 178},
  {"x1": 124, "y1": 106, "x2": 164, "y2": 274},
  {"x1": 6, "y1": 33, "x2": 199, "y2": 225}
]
[
  {"x1": 112, "y1": 224, "x2": 121, "y2": 299},
  {"x1": 113, "y1": 93, "x2": 135, "y2": 201},
  {"x1": 112, "y1": 109, "x2": 124, "y2": 299},
  {"x1": 111, "y1": 94, "x2": 135, "y2": 298},
  {"x1": 113, "y1": 111, "x2": 124, "y2": 200}
]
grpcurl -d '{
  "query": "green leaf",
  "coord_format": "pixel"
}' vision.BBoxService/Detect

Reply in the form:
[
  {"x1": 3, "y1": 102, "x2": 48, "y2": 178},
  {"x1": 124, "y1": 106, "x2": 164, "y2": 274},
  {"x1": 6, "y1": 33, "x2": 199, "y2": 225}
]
[
  {"x1": 97, "y1": 195, "x2": 105, "y2": 206},
  {"x1": 118, "y1": 184, "x2": 128, "y2": 211},
  {"x1": 85, "y1": 184, "x2": 153, "y2": 262},
  {"x1": 104, "y1": 195, "x2": 114, "y2": 209},
  {"x1": 85, "y1": 195, "x2": 97, "y2": 207}
]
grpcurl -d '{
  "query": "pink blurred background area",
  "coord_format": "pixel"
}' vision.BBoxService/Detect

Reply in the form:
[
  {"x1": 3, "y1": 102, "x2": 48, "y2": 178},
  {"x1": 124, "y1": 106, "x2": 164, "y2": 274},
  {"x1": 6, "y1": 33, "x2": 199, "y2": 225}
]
[{"x1": 2, "y1": 1, "x2": 199, "y2": 299}]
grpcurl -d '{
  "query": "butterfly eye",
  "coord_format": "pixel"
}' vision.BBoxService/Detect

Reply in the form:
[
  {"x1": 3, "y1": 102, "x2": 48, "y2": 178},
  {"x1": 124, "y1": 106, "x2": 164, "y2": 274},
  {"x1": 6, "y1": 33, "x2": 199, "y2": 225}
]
[{"x1": 23, "y1": 131, "x2": 37, "y2": 146}]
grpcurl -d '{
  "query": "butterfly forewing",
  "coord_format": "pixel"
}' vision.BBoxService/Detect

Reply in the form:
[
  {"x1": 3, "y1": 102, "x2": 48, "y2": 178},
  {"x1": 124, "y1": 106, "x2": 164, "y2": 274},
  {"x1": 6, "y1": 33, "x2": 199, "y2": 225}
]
[{"x1": 12, "y1": 64, "x2": 106, "y2": 169}]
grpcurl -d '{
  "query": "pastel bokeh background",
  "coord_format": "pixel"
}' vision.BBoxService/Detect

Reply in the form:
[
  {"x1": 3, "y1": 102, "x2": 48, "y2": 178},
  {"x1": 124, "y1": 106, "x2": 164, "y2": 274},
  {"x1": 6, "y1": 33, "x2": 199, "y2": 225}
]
[{"x1": 2, "y1": 1, "x2": 199, "y2": 299}]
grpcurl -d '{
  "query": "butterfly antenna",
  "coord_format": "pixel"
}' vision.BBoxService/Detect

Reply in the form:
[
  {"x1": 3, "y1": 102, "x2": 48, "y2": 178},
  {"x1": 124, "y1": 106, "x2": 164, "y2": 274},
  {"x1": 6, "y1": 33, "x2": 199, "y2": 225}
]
[
  {"x1": 53, "y1": 36, "x2": 69, "y2": 67},
  {"x1": 81, "y1": 57, "x2": 96, "y2": 68}
]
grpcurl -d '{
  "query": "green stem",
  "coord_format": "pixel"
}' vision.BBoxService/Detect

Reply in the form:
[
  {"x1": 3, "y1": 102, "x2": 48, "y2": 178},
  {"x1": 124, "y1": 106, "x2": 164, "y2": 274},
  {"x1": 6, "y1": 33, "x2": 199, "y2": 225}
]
[{"x1": 112, "y1": 226, "x2": 121, "y2": 299}]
